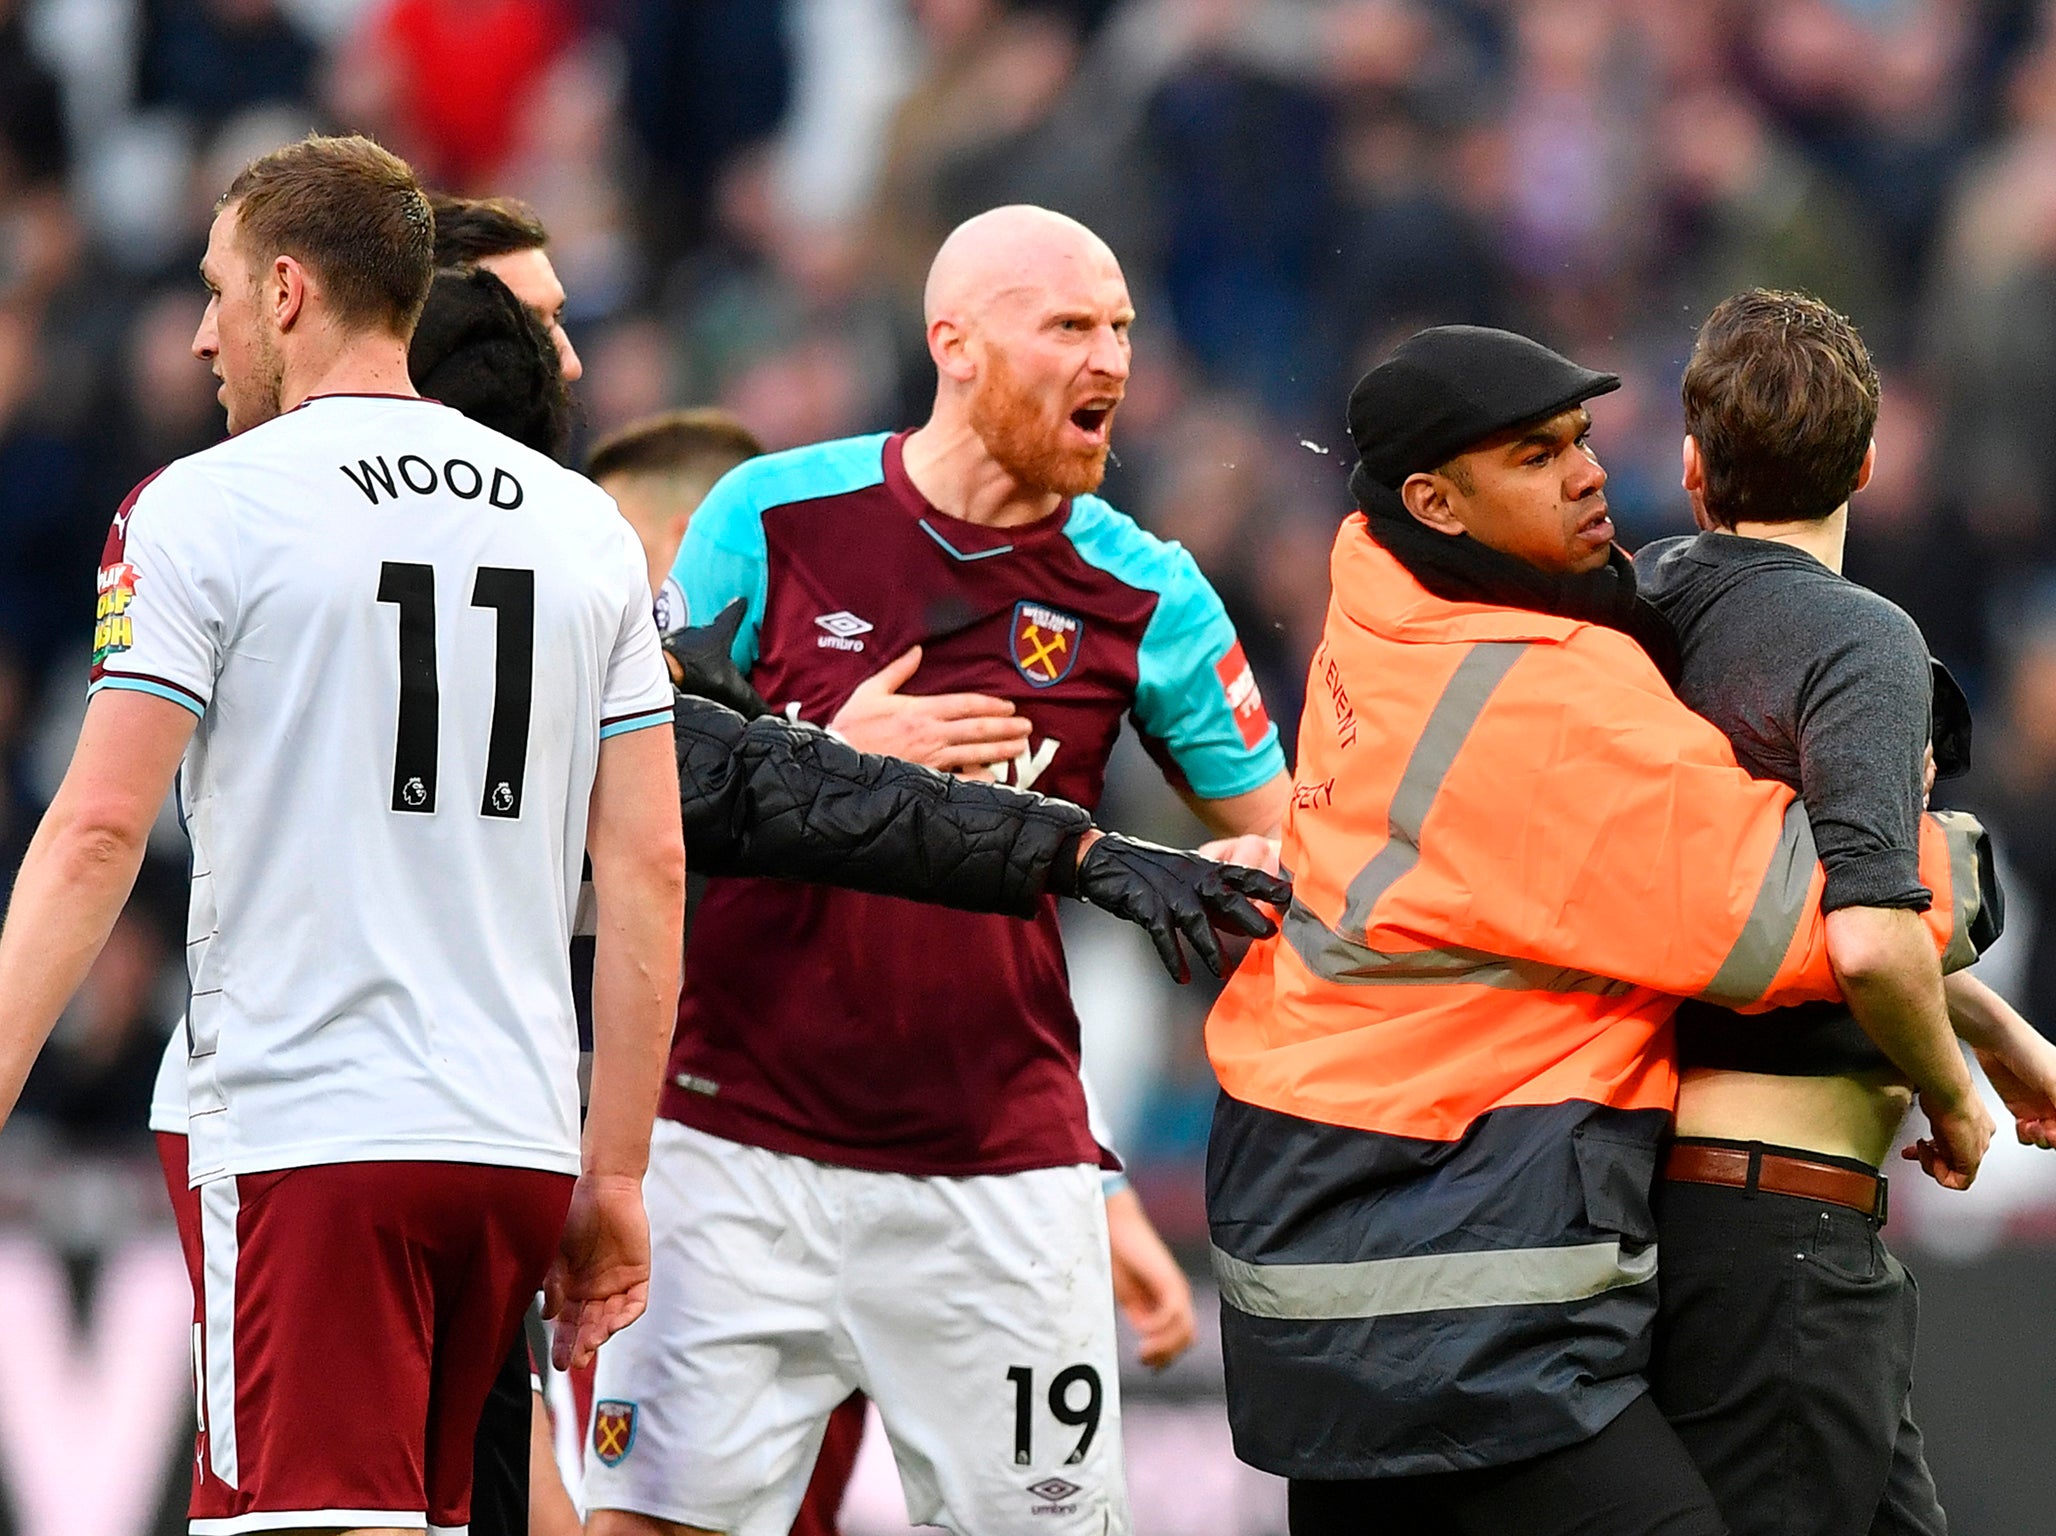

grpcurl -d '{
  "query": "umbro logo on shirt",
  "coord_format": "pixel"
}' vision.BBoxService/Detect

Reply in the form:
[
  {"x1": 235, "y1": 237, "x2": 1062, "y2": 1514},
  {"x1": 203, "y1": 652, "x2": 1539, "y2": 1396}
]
[
  {"x1": 815, "y1": 610, "x2": 874, "y2": 651},
  {"x1": 1027, "y1": 1476, "x2": 1084, "y2": 1514}
]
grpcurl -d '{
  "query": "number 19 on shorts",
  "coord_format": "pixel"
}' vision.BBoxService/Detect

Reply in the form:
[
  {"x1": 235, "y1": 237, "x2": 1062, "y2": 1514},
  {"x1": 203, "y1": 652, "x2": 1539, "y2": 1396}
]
[{"x1": 1006, "y1": 1364, "x2": 1103, "y2": 1466}]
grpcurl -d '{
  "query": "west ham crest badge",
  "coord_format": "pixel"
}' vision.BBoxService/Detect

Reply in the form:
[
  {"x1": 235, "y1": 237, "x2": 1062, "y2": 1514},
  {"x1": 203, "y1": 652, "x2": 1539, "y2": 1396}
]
[
  {"x1": 1012, "y1": 601, "x2": 1083, "y2": 687},
  {"x1": 593, "y1": 1400, "x2": 638, "y2": 1467}
]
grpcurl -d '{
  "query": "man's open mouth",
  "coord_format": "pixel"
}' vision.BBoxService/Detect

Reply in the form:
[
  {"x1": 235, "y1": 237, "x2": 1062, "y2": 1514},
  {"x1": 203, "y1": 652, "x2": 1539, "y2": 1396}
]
[{"x1": 1069, "y1": 400, "x2": 1117, "y2": 440}]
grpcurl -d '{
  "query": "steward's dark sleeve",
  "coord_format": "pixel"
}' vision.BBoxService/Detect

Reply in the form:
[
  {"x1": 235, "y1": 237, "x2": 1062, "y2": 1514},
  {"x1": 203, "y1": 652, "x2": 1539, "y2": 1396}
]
[{"x1": 674, "y1": 693, "x2": 1092, "y2": 917}]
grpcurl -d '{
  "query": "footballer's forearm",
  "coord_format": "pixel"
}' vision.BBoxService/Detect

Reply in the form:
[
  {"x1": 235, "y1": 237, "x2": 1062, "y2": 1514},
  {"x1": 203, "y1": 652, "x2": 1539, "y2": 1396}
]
[
  {"x1": 0, "y1": 804, "x2": 150, "y2": 1122},
  {"x1": 583, "y1": 726, "x2": 686, "y2": 1182},
  {"x1": 0, "y1": 689, "x2": 189, "y2": 1128}
]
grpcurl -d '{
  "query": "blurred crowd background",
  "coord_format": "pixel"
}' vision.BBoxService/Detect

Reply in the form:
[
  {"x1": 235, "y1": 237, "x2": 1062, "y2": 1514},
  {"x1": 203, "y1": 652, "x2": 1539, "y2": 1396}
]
[{"x1": 8, "y1": 0, "x2": 2056, "y2": 1530}]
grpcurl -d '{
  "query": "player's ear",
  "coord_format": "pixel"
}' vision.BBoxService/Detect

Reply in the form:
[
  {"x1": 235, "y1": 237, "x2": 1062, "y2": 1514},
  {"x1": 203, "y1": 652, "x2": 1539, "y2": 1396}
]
[
  {"x1": 1682, "y1": 436, "x2": 1721, "y2": 531},
  {"x1": 272, "y1": 254, "x2": 309, "y2": 333},
  {"x1": 929, "y1": 316, "x2": 976, "y2": 384},
  {"x1": 1853, "y1": 438, "x2": 1876, "y2": 495},
  {"x1": 1400, "y1": 471, "x2": 1464, "y2": 538}
]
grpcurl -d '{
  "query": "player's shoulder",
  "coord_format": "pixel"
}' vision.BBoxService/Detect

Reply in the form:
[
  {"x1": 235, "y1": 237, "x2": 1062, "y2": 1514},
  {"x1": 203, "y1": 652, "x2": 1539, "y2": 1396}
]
[
  {"x1": 1756, "y1": 551, "x2": 1925, "y2": 658},
  {"x1": 703, "y1": 432, "x2": 893, "y2": 519},
  {"x1": 1062, "y1": 491, "x2": 1211, "y2": 602},
  {"x1": 118, "y1": 455, "x2": 226, "y2": 540}
]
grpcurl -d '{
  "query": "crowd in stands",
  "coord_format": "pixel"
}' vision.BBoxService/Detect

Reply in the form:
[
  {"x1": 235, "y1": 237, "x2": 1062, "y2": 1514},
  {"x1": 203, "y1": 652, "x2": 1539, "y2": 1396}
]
[{"x1": 7, "y1": 0, "x2": 2056, "y2": 1200}]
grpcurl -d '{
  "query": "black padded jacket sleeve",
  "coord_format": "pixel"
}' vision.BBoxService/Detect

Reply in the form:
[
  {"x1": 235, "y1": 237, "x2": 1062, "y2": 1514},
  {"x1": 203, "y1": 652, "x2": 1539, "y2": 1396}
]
[{"x1": 673, "y1": 692, "x2": 1094, "y2": 917}]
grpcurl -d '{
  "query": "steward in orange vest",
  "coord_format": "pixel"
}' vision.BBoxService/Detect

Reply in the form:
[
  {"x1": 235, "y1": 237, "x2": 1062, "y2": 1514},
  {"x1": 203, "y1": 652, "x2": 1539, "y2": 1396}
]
[{"x1": 1206, "y1": 329, "x2": 1998, "y2": 1535}]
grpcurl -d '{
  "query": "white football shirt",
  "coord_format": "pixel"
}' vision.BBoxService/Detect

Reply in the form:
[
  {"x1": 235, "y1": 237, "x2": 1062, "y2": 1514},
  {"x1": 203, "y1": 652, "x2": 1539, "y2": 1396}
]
[{"x1": 92, "y1": 394, "x2": 673, "y2": 1183}]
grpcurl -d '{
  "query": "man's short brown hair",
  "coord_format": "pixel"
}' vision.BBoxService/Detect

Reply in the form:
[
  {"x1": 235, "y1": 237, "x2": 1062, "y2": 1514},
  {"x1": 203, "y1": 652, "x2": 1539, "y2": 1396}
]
[
  {"x1": 430, "y1": 193, "x2": 549, "y2": 268},
  {"x1": 1681, "y1": 289, "x2": 1880, "y2": 528},
  {"x1": 586, "y1": 410, "x2": 765, "y2": 486},
  {"x1": 223, "y1": 134, "x2": 434, "y2": 337}
]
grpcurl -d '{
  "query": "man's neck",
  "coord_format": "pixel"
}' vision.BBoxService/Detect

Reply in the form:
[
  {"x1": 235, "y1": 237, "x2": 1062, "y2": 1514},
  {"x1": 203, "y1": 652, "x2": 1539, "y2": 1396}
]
[
  {"x1": 1722, "y1": 504, "x2": 1849, "y2": 574},
  {"x1": 279, "y1": 334, "x2": 420, "y2": 415},
  {"x1": 900, "y1": 417, "x2": 1063, "y2": 529}
]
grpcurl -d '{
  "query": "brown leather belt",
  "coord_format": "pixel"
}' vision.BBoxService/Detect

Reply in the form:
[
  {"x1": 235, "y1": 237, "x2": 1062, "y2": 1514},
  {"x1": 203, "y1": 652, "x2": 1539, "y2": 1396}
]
[{"x1": 1663, "y1": 1141, "x2": 1887, "y2": 1221}]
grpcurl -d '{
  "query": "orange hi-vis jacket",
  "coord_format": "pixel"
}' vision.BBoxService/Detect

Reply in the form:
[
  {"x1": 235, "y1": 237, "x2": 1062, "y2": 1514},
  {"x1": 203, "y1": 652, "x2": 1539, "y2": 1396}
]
[{"x1": 1204, "y1": 517, "x2": 1991, "y2": 1480}]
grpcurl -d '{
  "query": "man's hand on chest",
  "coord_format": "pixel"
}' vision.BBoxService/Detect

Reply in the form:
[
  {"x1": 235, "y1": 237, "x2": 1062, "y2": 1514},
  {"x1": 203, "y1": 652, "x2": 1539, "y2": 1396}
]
[{"x1": 827, "y1": 643, "x2": 1033, "y2": 777}]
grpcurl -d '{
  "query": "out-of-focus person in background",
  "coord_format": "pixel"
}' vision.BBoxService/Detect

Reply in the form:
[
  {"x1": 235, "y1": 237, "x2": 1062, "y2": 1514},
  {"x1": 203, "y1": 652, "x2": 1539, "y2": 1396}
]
[
  {"x1": 587, "y1": 407, "x2": 766, "y2": 603},
  {"x1": 429, "y1": 189, "x2": 582, "y2": 380}
]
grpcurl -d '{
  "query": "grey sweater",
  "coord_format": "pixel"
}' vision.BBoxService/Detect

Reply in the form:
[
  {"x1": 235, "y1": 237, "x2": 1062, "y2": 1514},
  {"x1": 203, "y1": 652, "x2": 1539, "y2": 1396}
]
[{"x1": 1634, "y1": 532, "x2": 1933, "y2": 1076}]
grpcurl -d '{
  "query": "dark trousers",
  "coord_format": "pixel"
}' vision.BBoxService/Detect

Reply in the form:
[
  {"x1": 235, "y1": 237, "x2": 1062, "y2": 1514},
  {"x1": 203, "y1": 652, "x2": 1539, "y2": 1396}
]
[
  {"x1": 1650, "y1": 1170, "x2": 1946, "y2": 1536},
  {"x1": 470, "y1": 1332, "x2": 533, "y2": 1536},
  {"x1": 1287, "y1": 1392, "x2": 1727, "y2": 1536}
]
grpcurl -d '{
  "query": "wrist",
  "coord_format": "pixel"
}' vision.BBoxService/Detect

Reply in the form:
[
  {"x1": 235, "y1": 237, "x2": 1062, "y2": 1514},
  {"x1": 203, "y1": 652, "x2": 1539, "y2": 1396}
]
[
  {"x1": 1047, "y1": 823, "x2": 1100, "y2": 898},
  {"x1": 1921, "y1": 1065, "x2": 1978, "y2": 1115},
  {"x1": 577, "y1": 1166, "x2": 647, "y2": 1189}
]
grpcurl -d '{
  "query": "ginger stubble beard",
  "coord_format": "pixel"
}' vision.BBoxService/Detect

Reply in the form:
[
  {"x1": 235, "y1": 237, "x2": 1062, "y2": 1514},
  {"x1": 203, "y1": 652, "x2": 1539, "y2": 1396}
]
[{"x1": 965, "y1": 345, "x2": 1113, "y2": 499}]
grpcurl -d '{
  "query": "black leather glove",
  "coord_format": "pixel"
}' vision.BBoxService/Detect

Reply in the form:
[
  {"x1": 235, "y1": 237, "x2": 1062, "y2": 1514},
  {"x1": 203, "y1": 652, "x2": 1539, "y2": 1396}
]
[
  {"x1": 1051, "y1": 832, "x2": 1293, "y2": 983},
  {"x1": 665, "y1": 597, "x2": 771, "y2": 719}
]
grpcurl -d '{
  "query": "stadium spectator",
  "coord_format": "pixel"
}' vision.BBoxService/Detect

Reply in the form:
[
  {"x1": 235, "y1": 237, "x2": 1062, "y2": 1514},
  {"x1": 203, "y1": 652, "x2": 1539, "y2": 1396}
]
[
  {"x1": 136, "y1": 0, "x2": 319, "y2": 130},
  {"x1": 334, "y1": 0, "x2": 576, "y2": 189}
]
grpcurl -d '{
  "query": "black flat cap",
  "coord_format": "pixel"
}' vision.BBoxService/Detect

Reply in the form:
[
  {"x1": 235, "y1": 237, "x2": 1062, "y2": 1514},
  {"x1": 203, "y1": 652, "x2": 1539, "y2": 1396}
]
[{"x1": 1347, "y1": 326, "x2": 1620, "y2": 490}]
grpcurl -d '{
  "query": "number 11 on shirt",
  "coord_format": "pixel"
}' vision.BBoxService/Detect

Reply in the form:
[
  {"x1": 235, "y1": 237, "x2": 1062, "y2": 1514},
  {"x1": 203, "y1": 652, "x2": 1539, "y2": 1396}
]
[{"x1": 378, "y1": 560, "x2": 536, "y2": 819}]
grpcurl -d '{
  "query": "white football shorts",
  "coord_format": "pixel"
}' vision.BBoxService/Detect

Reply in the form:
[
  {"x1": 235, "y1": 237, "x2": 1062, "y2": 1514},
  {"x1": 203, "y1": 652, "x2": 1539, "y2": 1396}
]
[{"x1": 583, "y1": 1120, "x2": 1130, "y2": 1535}]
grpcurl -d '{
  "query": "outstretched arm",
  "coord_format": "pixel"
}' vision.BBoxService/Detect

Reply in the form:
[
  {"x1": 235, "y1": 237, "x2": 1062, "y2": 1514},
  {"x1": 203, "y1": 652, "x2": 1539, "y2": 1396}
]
[{"x1": 674, "y1": 697, "x2": 1287, "y2": 979}]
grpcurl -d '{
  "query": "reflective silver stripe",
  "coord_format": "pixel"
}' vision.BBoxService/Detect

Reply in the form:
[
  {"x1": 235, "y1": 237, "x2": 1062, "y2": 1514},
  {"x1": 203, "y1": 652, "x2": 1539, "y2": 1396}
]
[
  {"x1": 1933, "y1": 810, "x2": 1985, "y2": 974},
  {"x1": 1699, "y1": 799, "x2": 1819, "y2": 1007},
  {"x1": 1212, "y1": 1238, "x2": 1657, "y2": 1321},
  {"x1": 1337, "y1": 642, "x2": 1531, "y2": 932},
  {"x1": 1287, "y1": 641, "x2": 1610, "y2": 991},
  {"x1": 1281, "y1": 902, "x2": 1632, "y2": 994}
]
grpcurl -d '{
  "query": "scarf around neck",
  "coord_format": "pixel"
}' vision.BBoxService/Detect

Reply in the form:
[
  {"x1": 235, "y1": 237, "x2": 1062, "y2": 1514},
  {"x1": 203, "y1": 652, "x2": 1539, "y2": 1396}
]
[{"x1": 1351, "y1": 468, "x2": 1681, "y2": 682}]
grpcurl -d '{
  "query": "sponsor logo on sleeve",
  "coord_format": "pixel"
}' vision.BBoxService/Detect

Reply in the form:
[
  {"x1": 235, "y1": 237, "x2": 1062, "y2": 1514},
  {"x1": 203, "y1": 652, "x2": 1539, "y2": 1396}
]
[
  {"x1": 93, "y1": 563, "x2": 140, "y2": 667},
  {"x1": 593, "y1": 1400, "x2": 638, "y2": 1466},
  {"x1": 815, "y1": 610, "x2": 873, "y2": 651},
  {"x1": 1013, "y1": 602, "x2": 1083, "y2": 686},
  {"x1": 1214, "y1": 640, "x2": 1271, "y2": 749}
]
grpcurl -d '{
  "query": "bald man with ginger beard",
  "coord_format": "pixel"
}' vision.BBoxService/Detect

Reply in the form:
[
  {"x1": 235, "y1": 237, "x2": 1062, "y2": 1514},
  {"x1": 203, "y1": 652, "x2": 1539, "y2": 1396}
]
[{"x1": 581, "y1": 206, "x2": 1290, "y2": 1536}]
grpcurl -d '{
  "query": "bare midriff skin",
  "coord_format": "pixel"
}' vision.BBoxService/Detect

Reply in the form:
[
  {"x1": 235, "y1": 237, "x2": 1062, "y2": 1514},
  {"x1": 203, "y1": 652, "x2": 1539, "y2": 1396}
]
[{"x1": 1676, "y1": 1066, "x2": 1913, "y2": 1168}]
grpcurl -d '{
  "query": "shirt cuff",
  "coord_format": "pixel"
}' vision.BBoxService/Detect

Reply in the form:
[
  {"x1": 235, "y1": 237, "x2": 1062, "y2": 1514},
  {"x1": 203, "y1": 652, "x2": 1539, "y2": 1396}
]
[{"x1": 1820, "y1": 846, "x2": 1931, "y2": 915}]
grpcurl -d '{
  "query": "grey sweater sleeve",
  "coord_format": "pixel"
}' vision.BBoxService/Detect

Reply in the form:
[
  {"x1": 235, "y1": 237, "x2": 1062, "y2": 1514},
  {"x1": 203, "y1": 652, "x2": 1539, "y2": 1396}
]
[{"x1": 1792, "y1": 595, "x2": 1933, "y2": 914}]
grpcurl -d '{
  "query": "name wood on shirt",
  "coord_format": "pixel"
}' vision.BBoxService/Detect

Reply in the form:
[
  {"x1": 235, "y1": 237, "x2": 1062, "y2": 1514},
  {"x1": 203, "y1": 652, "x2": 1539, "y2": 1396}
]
[{"x1": 338, "y1": 454, "x2": 523, "y2": 508}]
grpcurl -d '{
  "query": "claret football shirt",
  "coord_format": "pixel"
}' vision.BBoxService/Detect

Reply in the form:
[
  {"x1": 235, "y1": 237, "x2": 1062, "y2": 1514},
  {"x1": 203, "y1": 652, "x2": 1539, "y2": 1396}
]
[
  {"x1": 665, "y1": 430, "x2": 1285, "y2": 1175},
  {"x1": 93, "y1": 395, "x2": 672, "y2": 1184}
]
